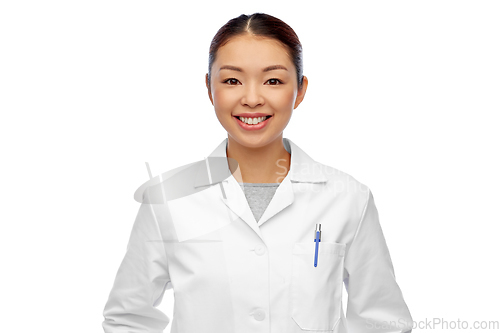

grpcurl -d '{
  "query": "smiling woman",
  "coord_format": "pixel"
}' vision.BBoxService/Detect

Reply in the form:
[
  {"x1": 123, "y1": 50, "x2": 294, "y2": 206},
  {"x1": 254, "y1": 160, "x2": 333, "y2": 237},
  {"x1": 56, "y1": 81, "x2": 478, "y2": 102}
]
[{"x1": 102, "y1": 12, "x2": 414, "y2": 333}]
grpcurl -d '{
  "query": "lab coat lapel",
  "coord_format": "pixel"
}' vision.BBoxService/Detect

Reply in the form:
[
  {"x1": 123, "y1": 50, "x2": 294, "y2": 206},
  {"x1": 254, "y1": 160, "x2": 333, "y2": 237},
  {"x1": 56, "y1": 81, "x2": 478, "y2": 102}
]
[
  {"x1": 256, "y1": 137, "x2": 328, "y2": 228},
  {"x1": 193, "y1": 137, "x2": 328, "y2": 236},
  {"x1": 254, "y1": 173, "x2": 294, "y2": 227},
  {"x1": 219, "y1": 174, "x2": 264, "y2": 237},
  {"x1": 193, "y1": 139, "x2": 262, "y2": 237},
  {"x1": 218, "y1": 168, "x2": 295, "y2": 231}
]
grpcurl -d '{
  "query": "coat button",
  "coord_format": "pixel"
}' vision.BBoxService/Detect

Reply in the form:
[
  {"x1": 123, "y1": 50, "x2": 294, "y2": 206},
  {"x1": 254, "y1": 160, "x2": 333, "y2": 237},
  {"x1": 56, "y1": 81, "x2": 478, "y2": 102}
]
[
  {"x1": 253, "y1": 309, "x2": 266, "y2": 321},
  {"x1": 254, "y1": 245, "x2": 266, "y2": 256}
]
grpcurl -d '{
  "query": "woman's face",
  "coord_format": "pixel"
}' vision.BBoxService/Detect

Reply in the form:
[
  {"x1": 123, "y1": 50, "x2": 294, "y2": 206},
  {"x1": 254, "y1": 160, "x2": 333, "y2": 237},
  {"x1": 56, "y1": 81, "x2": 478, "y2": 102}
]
[{"x1": 206, "y1": 34, "x2": 308, "y2": 149}]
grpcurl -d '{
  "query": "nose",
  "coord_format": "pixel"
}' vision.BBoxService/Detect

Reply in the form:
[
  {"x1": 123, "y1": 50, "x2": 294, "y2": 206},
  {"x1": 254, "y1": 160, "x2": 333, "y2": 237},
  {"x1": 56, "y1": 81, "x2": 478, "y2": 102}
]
[{"x1": 241, "y1": 83, "x2": 264, "y2": 108}]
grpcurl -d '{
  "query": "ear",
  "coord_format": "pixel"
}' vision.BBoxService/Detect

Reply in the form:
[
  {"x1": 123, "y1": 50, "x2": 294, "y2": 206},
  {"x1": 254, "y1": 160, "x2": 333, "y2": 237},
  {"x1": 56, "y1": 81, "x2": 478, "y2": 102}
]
[
  {"x1": 293, "y1": 75, "x2": 308, "y2": 109},
  {"x1": 206, "y1": 73, "x2": 214, "y2": 105}
]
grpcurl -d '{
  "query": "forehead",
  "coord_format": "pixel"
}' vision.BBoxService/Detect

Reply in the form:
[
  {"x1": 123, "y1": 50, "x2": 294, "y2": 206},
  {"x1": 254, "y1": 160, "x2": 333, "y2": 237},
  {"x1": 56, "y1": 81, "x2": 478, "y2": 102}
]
[{"x1": 215, "y1": 35, "x2": 292, "y2": 68}]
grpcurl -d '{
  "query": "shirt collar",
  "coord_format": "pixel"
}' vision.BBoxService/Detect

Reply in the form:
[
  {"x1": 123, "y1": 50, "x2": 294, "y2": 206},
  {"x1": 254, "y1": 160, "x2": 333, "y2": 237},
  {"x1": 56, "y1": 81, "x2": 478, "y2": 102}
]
[{"x1": 193, "y1": 137, "x2": 328, "y2": 188}]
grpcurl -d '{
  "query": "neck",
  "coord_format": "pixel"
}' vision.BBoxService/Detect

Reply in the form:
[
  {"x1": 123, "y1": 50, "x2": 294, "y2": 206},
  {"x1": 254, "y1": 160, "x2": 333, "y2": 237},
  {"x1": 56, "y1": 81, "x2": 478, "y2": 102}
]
[{"x1": 226, "y1": 135, "x2": 291, "y2": 183}]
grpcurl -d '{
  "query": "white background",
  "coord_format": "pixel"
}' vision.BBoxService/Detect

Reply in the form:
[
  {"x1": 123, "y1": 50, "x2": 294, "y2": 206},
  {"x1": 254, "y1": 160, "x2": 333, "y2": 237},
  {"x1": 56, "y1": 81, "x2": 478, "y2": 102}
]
[{"x1": 1, "y1": 1, "x2": 499, "y2": 332}]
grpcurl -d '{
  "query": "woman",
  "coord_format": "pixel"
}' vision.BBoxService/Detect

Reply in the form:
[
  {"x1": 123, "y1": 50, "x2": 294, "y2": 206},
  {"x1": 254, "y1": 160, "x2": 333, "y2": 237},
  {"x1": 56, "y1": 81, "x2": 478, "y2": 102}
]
[{"x1": 102, "y1": 12, "x2": 413, "y2": 333}]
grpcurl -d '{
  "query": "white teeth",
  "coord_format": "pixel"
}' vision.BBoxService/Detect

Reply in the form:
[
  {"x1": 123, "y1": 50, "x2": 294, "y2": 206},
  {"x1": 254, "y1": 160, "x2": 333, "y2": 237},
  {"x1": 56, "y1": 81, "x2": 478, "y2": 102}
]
[{"x1": 238, "y1": 116, "x2": 268, "y2": 125}]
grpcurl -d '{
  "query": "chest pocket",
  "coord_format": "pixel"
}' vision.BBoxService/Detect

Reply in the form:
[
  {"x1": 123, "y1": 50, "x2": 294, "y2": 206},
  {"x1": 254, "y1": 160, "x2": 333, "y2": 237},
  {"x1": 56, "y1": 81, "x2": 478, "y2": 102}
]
[{"x1": 290, "y1": 241, "x2": 346, "y2": 331}]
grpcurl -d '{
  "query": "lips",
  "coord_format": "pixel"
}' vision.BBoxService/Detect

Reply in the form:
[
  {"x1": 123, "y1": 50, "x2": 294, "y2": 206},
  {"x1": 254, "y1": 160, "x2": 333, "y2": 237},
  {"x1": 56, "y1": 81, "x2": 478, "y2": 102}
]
[
  {"x1": 233, "y1": 113, "x2": 272, "y2": 118},
  {"x1": 233, "y1": 115, "x2": 273, "y2": 131}
]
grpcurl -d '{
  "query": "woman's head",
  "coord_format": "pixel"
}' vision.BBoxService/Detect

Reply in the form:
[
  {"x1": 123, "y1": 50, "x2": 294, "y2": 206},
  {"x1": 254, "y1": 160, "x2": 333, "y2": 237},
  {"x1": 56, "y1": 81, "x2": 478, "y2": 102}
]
[{"x1": 205, "y1": 13, "x2": 308, "y2": 149}]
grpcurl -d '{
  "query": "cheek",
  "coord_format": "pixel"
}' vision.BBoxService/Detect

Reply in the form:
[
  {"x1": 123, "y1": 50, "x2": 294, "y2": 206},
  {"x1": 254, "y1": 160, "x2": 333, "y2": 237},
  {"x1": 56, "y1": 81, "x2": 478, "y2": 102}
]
[
  {"x1": 270, "y1": 89, "x2": 296, "y2": 109},
  {"x1": 212, "y1": 89, "x2": 236, "y2": 125},
  {"x1": 213, "y1": 89, "x2": 236, "y2": 110}
]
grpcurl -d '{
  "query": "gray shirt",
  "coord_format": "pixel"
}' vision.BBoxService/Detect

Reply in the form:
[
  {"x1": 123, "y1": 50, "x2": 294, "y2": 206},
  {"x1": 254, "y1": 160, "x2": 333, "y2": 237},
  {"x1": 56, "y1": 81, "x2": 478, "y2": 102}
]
[{"x1": 238, "y1": 182, "x2": 280, "y2": 223}]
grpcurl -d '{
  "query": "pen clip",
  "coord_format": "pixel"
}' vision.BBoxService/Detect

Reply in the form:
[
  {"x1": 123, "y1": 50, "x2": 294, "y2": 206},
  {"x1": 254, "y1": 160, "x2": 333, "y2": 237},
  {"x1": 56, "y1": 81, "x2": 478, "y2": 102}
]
[{"x1": 315, "y1": 223, "x2": 321, "y2": 240}]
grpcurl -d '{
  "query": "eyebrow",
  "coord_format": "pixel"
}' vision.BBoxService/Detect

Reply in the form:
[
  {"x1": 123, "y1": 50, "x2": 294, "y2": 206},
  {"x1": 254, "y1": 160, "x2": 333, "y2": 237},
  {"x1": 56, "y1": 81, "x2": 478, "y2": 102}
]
[{"x1": 218, "y1": 64, "x2": 288, "y2": 73}]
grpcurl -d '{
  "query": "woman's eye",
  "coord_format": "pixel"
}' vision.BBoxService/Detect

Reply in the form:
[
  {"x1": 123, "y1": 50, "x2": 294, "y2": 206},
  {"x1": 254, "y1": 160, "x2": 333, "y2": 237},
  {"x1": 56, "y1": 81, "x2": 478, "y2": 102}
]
[
  {"x1": 222, "y1": 78, "x2": 282, "y2": 85},
  {"x1": 266, "y1": 78, "x2": 282, "y2": 85},
  {"x1": 223, "y1": 78, "x2": 240, "y2": 85}
]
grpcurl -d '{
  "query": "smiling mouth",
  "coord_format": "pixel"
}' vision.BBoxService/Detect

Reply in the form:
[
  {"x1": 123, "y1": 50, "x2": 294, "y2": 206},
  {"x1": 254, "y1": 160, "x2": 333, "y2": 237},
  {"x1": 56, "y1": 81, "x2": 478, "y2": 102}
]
[{"x1": 234, "y1": 115, "x2": 272, "y2": 125}]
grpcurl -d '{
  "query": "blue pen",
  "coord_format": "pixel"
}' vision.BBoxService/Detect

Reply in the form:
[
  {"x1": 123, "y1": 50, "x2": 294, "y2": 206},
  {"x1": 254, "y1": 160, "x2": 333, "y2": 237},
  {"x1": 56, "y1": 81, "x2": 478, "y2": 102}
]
[{"x1": 314, "y1": 224, "x2": 321, "y2": 267}]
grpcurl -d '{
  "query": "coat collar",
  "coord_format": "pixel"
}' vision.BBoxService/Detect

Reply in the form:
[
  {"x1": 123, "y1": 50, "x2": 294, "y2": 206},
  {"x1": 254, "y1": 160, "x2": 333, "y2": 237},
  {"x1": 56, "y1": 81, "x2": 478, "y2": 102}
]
[
  {"x1": 193, "y1": 137, "x2": 328, "y2": 188},
  {"x1": 191, "y1": 137, "x2": 328, "y2": 233}
]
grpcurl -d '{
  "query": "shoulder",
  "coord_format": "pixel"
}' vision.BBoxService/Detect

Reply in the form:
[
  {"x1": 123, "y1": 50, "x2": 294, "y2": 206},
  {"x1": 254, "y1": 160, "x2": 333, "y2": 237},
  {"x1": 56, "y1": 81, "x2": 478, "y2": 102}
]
[
  {"x1": 133, "y1": 160, "x2": 204, "y2": 204},
  {"x1": 316, "y1": 161, "x2": 371, "y2": 205}
]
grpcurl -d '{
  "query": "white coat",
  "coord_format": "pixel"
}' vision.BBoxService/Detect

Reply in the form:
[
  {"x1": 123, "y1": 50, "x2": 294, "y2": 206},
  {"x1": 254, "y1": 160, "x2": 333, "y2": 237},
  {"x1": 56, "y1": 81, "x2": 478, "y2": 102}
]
[{"x1": 102, "y1": 137, "x2": 413, "y2": 333}]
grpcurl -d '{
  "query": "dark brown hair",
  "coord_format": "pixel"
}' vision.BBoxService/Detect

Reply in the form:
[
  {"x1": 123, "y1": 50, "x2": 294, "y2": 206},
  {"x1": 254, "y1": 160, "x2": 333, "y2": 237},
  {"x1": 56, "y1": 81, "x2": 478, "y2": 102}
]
[{"x1": 208, "y1": 13, "x2": 304, "y2": 90}]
